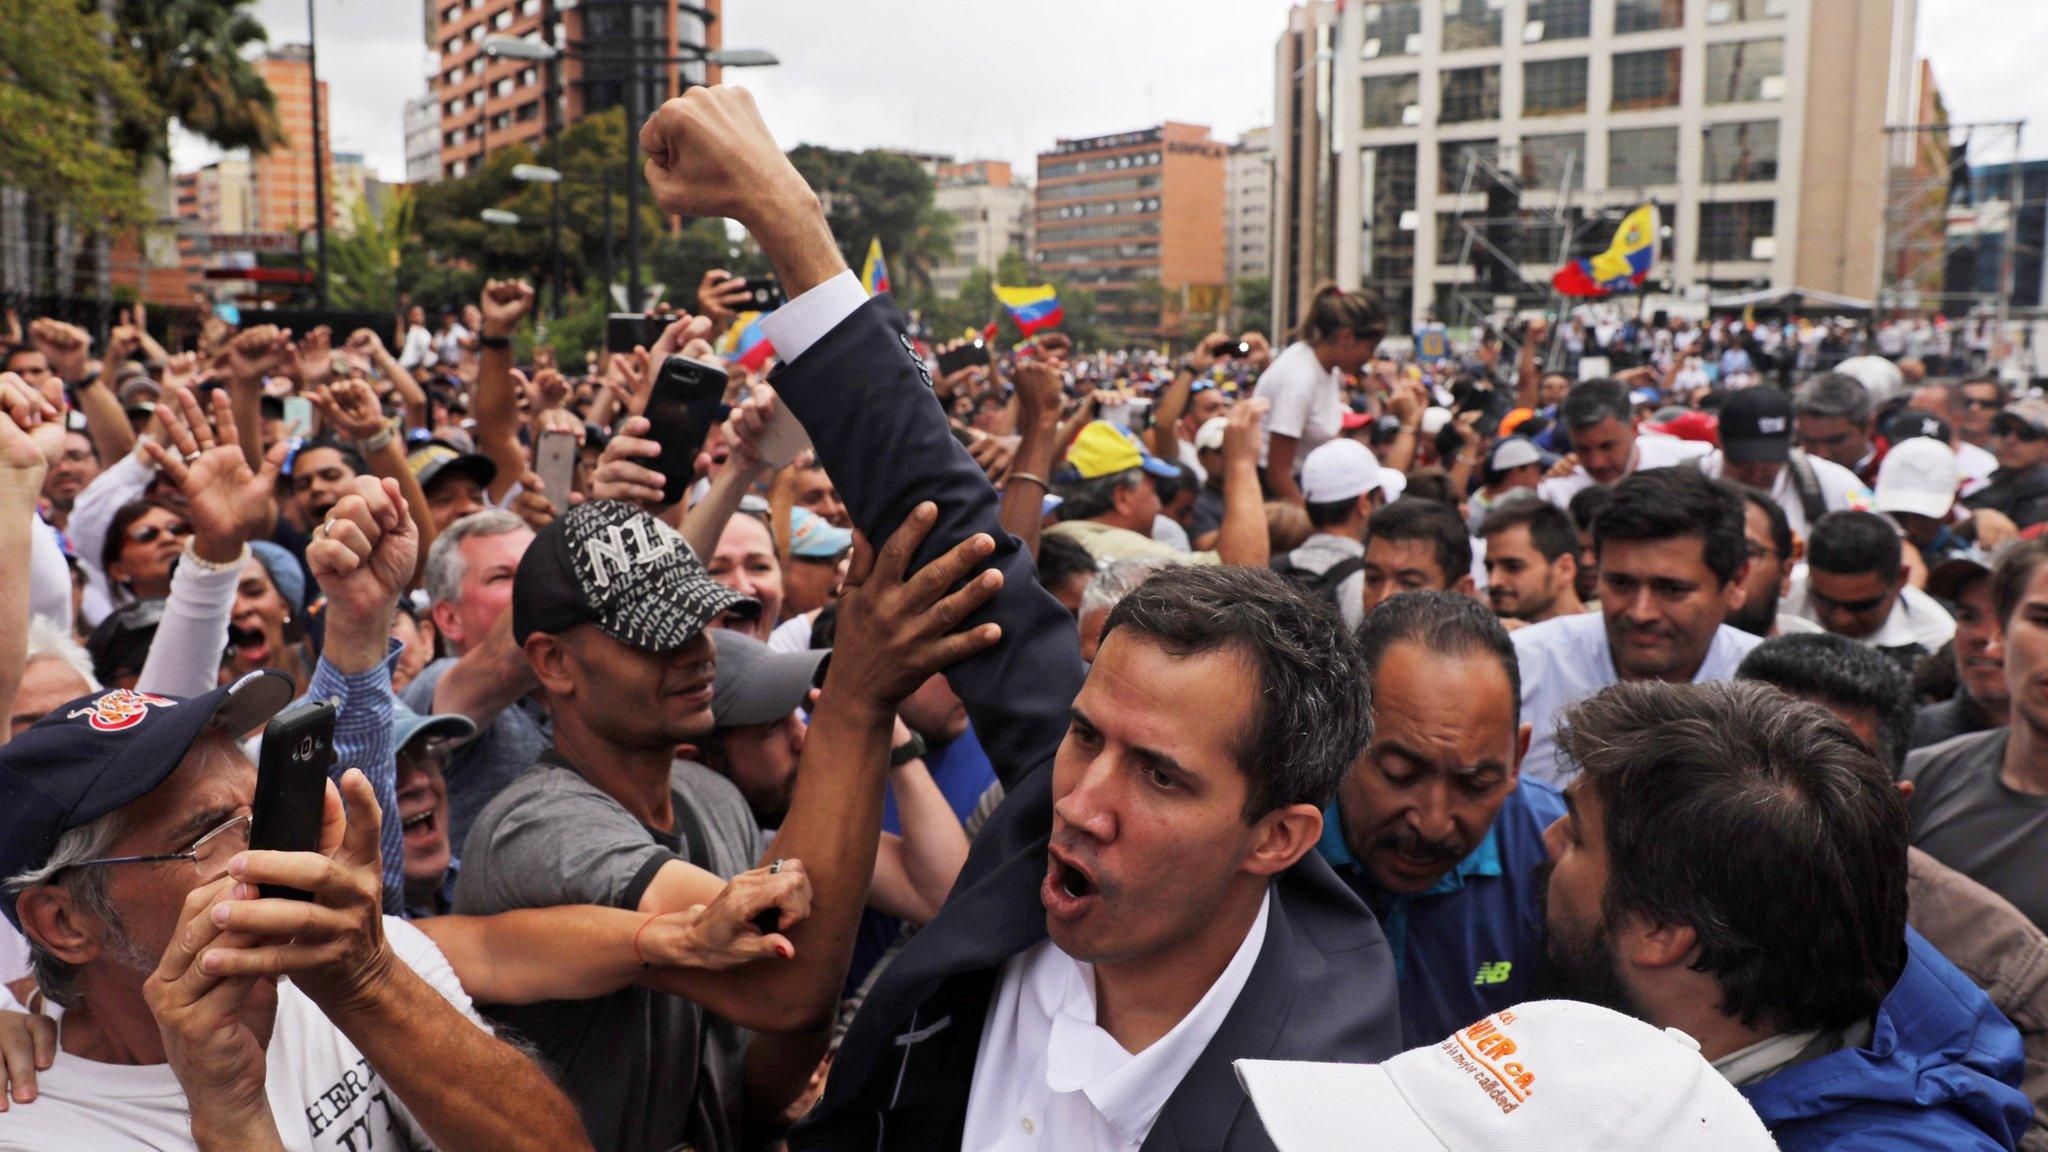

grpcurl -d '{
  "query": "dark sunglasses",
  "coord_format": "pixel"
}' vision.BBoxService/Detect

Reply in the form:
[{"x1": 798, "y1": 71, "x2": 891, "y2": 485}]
[
  {"x1": 1995, "y1": 422, "x2": 2046, "y2": 443},
  {"x1": 128, "y1": 522, "x2": 192, "y2": 545},
  {"x1": 1811, "y1": 589, "x2": 1891, "y2": 614},
  {"x1": 1963, "y1": 397, "x2": 2004, "y2": 411}
]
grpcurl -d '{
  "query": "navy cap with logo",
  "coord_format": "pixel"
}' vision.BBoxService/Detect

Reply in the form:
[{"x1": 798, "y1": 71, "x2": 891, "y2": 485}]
[
  {"x1": 1717, "y1": 387, "x2": 1796, "y2": 465},
  {"x1": 512, "y1": 499, "x2": 760, "y2": 651},
  {"x1": 0, "y1": 670, "x2": 296, "y2": 931}
]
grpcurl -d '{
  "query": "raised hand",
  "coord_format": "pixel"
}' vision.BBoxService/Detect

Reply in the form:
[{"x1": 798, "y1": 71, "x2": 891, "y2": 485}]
[
  {"x1": 0, "y1": 399, "x2": 51, "y2": 498},
  {"x1": 308, "y1": 474, "x2": 419, "y2": 624},
  {"x1": 649, "y1": 311, "x2": 715, "y2": 368},
  {"x1": 590, "y1": 415, "x2": 669, "y2": 511},
  {"x1": 1222, "y1": 396, "x2": 1270, "y2": 471},
  {"x1": 824, "y1": 502, "x2": 1004, "y2": 715},
  {"x1": 1186, "y1": 330, "x2": 1234, "y2": 375},
  {"x1": 479, "y1": 279, "x2": 535, "y2": 339},
  {"x1": 224, "y1": 325, "x2": 292, "y2": 383},
  {"x1": 307, "y1": 379, "x2": 388, "y2": 443},
  {"x1": 696, "y1": 269, "x2": 752, "y2": 326},
  {"x1": 721, "y1": 382, "x2": 787, "y2": 472},
  {"x1": 142, "y1": 386, "x2": 280, "y2": 557},
  {"x1": 529, "y1": 367, "x2": 570, "y2": 411},
  {"x1": 638, "y1": 86, "x2": 815, "y2": 226},
  {"x1": 26, "y1": 319, "x2": 90, "y2": 383},
  {"x1": 1012, "y1": 359, "x2": 1064, "y2": 424},
  {"x1": 299, "y1": 327, "x2": 335, "y2": 387},
  {"x1": 162, "y1": 351, "x2": 200, "y2": 392}
]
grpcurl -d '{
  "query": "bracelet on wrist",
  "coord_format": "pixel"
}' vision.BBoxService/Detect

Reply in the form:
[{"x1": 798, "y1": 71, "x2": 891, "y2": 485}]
[
  {"x1": 1008, "y1": 471, "x2": 1050, "y2": 492},
  {"x1": 182, "y1": 540, "x2": 250, "y2": 573},
  {"x1": 478, "y1": 333, "x2": 512, "y2": 350},
  {"x1": 355, "y1": 423, "x2": 396, "y2": 455}
]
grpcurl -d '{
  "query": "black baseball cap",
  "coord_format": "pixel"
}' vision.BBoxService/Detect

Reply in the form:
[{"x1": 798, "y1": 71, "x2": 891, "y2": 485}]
[
  {"x1": 1883, "y1": 409, "x2": 1953, "y2": 446},
  {"x1": 1717, "y1": 387, "x2": 1795, "y2": 465},
  {"x1": 86, "y1": 599, "x2": 167, "y2": 686},
  {"x1": 512, "y1": 499, "x2": 759, "y2": 651},
  {"x1": 0, "y1": 670, "x2": 296, "y2": 931}
]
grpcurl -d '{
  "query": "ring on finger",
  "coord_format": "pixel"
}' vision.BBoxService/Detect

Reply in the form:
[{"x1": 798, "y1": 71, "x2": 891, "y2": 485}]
[
  {"x1": 182, "y1": 450, "x2": 202, "y2": 465},
  {"x1": 768, "y1": 859, "x2": 784, "y2": 875}
]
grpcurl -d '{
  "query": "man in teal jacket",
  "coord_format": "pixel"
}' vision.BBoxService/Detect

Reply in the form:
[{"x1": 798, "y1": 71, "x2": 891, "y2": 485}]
[{"x1": 1542, "y1": 678, "x2": 2029, "y2": 1151}]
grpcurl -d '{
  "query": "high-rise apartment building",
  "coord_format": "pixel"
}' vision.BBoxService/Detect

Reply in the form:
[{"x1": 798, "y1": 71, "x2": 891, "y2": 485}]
[
  {"x1": 405, "y1": 94, "x2": 444, "y2": 184},
  {"x1": 1273, "y1": 0, "x2": 1920, "y2": 333},
  {"x1": 426, "y1": 0, "x2": 721, "y2": 180},
  {"x1": 1034, "y1": 123, "x2": 1227, "y2": 341},
  {"x1": 252, "y1": 45, "x2": 332, "y2": 235},
  {"x1": 931, "y1": 160, "x2": 1032, "y2": 298},
  {"x1": 1226, "y1": 126, "x2": 1274, "y2": 286}
]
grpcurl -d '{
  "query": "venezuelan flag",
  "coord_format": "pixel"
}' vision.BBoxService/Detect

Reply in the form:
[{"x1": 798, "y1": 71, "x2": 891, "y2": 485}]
[
  {"x1": 719, "y1": 311, "x2": 776, "y2": 371},
  {"x1": 994, "y1": 283, "x2": 1064, "y2": 336},
  {"x1": 861, "y1": 238, "x2": 891, "y2": 296},
  {"x1": 1552, "y1": 204, "x2": 1659, "y2": 298}
]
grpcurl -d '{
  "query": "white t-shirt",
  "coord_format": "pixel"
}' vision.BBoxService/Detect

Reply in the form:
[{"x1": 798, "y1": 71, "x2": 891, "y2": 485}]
[
  {"x1": 1537, "y1": 430, "x2": 1710, "y2": 509},
  {"x1": 1252, "y1": 342, "x2": 1345, "y2": 474},
  {"x1": 0, "y1": 918, "x2": 483, "y2": 1152},
  {"x1": 1692, "y1": 449, "x2": 1873, "y2": 540}
]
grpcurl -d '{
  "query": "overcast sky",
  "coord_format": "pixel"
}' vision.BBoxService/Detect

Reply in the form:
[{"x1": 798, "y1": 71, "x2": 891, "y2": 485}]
[{"x1": 175, "y1": 0, "x2": 2048, "y2": 181}]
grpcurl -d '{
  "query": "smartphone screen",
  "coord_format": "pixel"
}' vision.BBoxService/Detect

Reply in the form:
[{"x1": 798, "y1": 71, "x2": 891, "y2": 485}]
[
  {"x1": 644, "y1": 356, "x2": 729, "y2": 504},
  {"x1": 936, "y1": 340, "x2": 988, "y2": 377},
  {"x1": 250, "y1": 699, "x2": 337, "y2": 900},
  {"x1": 282, "y1": 396, "x2": 314, "y2": 440},
  {"x1": 606, "y1": 313, "x2": 668, "y2": 354},
  {"x1": 535, "y1": 429, "x2": 577, "y2": 514}
]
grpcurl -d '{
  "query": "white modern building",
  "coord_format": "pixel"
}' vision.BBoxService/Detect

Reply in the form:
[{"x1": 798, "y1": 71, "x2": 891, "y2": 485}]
[
  {"x1": 931, "y1": 160, "x2": 1032, "y2": 299},
  {"x1": 1273, "y1": 0, "x2": 1921, "y2": 333},
  {"x1": 1226, "y1": 126, "x2": 1274, "y2": 285},
  {"x1": 404, "y1": 93, "x2": 443, "y2": 185}
]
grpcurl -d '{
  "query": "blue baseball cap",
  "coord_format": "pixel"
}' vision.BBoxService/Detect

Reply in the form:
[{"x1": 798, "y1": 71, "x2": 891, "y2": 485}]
[
  {"x1": 787, "y1": 508, "x2": 854, "y2": 561},
  {"x1": 0, "y1": 670, "x2": 297, "y2": 931},
  {"x1": 392, "y1": 701, "x2": 475, "y2": 754}
]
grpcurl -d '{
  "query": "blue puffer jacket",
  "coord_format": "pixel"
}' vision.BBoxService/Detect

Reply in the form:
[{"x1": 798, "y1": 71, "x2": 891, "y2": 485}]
[{"x1": 1743, "y1": 929, "x2": 2031, "y2": 1151}]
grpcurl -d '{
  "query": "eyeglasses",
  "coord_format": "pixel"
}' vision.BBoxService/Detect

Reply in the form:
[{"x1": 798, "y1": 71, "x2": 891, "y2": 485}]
[
  {"x1": 60, "y1": 813, "x2": 250, "y2": 882},
  {"x1": 1995, "y1": 423, "x2": 2047, "y2": 444},
  {"x1": 1963, "y1": 397, "x2": 2005, "y2": 411},
  {"x1": 127, "y1": 522, "x2": 192, "y2": 546}
]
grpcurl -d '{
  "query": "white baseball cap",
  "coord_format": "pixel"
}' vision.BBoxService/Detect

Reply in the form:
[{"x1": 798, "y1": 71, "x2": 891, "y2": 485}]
[
  {"x1": 1488, "y1": 437, "x2": 1544, "y2": 473},
  {"x1": 1195, "y1": 416, "x2": 1230, "y2": 452},
  {"x1": 1302, "y1": 438, "x2": 1405, "y2": 504},
  {"x1": 1875, "y1": 436, "x2": 1958, "y2": 521},
  {"x1": 1235, "y1": 1001, "x2": 1778, "y2": 1152}
]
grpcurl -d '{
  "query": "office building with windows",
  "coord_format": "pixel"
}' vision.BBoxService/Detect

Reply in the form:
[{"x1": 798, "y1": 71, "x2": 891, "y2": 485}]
[
  {"x1": 931, "y1": 160, "x2": 1033, "y2": 299},
  {"x1": 1273, "y1": 0, "x2": 1920, "y2": 332},
  {"x1": 425, "y1": 0, "x2": 721, "y2": 179},
  {"x1": 1034, "y1": 122, "x2": 1227, "y2": 341},
  {"x1": 1227, "y1": 127, "x2": 1275, "y2": 286}
]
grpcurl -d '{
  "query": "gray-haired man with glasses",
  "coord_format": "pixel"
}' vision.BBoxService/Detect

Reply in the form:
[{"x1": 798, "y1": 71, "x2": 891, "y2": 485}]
[{"x1": 0, "y1": 670, "x2": 591, "y2": 1152}]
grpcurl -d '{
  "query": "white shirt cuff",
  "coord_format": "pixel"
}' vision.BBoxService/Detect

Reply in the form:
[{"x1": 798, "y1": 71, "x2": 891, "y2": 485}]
[{"x1": 757, "y1": 270, "x2": 867, "y2": 367}]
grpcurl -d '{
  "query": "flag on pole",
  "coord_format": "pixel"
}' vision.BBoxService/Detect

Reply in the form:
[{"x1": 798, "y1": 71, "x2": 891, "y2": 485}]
[
  {"x1": 1551, "y1": 204, "x2": 1659, "y2": 298},
  {"x1": 980, "y1": 321, "x2": 999, "y2": 344},
  {"x1": 719, "y1": 311, "x2": 777, "y2": 371},
  {"x1": 994, "y1": 283, "x2": 1064, "y2": 335},
  {"x1": 861, "y1": 238, "x2": 890, "y2": 296}
]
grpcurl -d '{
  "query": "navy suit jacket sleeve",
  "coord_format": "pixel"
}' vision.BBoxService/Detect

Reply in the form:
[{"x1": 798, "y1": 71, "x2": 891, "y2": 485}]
[{"x1": 770, "y1": 296, "x2": 1086, "y2": 790}]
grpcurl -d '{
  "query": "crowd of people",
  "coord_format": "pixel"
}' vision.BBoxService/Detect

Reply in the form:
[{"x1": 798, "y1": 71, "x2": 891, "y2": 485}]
[{"x1": 0, "y1": 85, "x2": 2045, "y2": 1152}]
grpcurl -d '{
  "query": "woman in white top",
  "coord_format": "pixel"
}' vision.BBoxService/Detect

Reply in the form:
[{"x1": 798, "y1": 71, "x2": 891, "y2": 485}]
[{"x1": 1253, "y1": 283, "x2": 1387, "y2": 504}]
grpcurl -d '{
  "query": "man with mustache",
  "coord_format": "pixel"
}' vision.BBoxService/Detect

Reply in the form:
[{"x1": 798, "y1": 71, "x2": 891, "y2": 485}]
[
  {"x1": 632, "y1": 86, "x2": 1400, "y2": 1151},
  {"x1": 1513, "y1": 468, "x2": 1761, "y2": 785},
  {"x1": 1319, "y1": 591, "x2": 1561, "y2": 1046}
]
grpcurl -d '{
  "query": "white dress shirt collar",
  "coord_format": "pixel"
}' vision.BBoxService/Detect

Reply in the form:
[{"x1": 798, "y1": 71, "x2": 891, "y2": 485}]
[{"x1": 1039, "y1": 891, "x2": 1272, "y2": 1147}]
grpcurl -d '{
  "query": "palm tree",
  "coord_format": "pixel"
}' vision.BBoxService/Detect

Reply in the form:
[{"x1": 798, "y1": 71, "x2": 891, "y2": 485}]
[{"x1": 117, "y1": 0, "x2": 283, "y2": 159}]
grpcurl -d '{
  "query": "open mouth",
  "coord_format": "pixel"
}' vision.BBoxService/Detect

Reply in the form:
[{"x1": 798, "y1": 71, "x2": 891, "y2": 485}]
[
  {"x1": 226, "y1": 624, "x2": 270, "y2": 664},
  {"x1": 402, "y1": 807, "x2": 438, "y2": 839},
  {"x1": 1042, "y1": 846, "x2": 1102, "y2": 920}
]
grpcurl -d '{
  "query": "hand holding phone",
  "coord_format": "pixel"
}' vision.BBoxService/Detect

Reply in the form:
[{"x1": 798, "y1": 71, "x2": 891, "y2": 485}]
[
  {"x1": 644, "y1": 355, "x2": 730, "y2": 503},
  {"x1": 535, "y1": 429, "x2": 577, "y2": 514},
  {"x1": 249, "y1": 700, "x2": 338, "y2": 900}
]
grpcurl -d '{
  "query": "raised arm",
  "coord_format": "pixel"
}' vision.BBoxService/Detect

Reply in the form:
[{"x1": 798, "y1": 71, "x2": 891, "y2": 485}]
[
  {"x1": 310, "y1": 378, "x2": 437, "y2": 588},
  {"x1": 353, "y1": 327, "x2": 430, "y2": 431},
  {"x1": 1147, "y1": 331, "x2": 1229, "y2": 464},
  {"x1": 472, "y1": 281, "x2": 534, "y2": 505},
  {"x1": 30, "y1": 319, "x2": 134, "y2": 464},
  {"x1": 999, "y1": 358, "x2": 1066, "y2": 557},
  {"x1": 0, "y1": 378, "x2": 56, "y2": 747},
  {"x1": 1214, "y1": 397, "x2": 1273, "y2": 568},
  {"x1": 221, "y1": 325, "x2": 292, "y2": 473}
]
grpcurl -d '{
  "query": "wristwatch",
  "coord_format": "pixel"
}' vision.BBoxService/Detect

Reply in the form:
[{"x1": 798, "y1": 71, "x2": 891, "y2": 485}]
[
  {"x1": 356, "y1": 423, "x2": 396, "y2": 455},
  {"x1": 889, "y1": 732, "x2": 929, "y2": 768},
  {"x1": 478, "y1": 332, "x2": 512, "y2": 350}
]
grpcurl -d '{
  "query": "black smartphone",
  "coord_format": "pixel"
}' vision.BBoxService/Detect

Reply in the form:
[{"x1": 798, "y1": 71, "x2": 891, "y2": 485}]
[
  {"x1": 249, "y1": 699, "x2": 337, "y2": 900},
  {"x1": 606, "y1": 313, "x2": 667, "y2": 354},
  {"x1": 1225, "y1": 340, "x2": 1254, "y2": 358},
  {"x1": 741, "y1": 277, "x2": 785, "y2": 311},
  {"x1": 936, "y1": 340, "x2": 988, "y2": 377},
  {"x1": 644, "y1": 355, "x2": 730, "y2": 504}
]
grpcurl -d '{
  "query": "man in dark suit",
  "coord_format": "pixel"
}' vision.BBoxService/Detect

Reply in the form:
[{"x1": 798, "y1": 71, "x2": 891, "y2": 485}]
[{"x1": 639, "y1": 87, "x2": 1402, "y2": 1151}]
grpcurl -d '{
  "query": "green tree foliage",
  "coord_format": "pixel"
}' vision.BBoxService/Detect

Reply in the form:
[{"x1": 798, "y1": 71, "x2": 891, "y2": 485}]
[
  {"x1": 115, "y1": 0, "x2": 283, "y2": 160},
  {"x1": 1233, "y1": 277, "x2": 1272, "y2": 337},
  {"x1": 786, "y1": 145, "x2": 951, "y2": 299},
  {"x1": 327, "y1": 188, "x2": 411, "y2": 310},
  {"x1": 0, "y1": 0, "x2": 159, "y2": 227}
]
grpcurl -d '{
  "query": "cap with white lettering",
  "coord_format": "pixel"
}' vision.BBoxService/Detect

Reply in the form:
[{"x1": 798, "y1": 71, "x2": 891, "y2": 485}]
[
  {"x1": 512, "y1": 499, "x2": 759, "y2": 652},
  {"x1": 1234, "y1": 1001, "x2": 1777, "y2": 1152},
  {"x1": 1717, "y1": 386, "x2": 1796, "y2": 466}
]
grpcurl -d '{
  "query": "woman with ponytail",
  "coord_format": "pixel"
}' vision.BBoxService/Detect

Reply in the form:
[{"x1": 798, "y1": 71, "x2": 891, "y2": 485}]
[{"x1": 1253, "y1": 282, "x2": 1388, "y2": 504}]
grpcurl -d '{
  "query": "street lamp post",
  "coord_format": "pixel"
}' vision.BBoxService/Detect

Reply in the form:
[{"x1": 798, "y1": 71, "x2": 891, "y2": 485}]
[{"x1": 482, "y1": 34, "x2": 777, "y2": 313}]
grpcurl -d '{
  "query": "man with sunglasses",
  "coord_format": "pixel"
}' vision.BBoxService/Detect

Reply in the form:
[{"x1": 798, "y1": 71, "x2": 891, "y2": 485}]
[
  {"x1": 1785, "y1": 511, "x2": 1955, "y2": 669},
  {"x1": 1965, "y1": 399, "x2": 2048, "y2": 530},
  {"x1": 0, "y1": 671, "x2": 591, "y2": 1152}
]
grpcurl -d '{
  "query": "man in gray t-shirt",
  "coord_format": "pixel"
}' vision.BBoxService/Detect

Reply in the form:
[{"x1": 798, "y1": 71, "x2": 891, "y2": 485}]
[
  {"x1": 1904, "y1": 728, "x2": 2048, "y2": 934},
  {"x1": 455, "y1": 756, "x2": 764, "y2": 1152}
]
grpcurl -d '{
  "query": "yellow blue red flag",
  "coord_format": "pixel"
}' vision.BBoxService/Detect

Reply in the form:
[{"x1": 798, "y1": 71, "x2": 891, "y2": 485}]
[
  {"x1": 861, "y1": 238, "x2": 890, "y2": 296},
  {"x1": 994, "y1": 283, "x2": 1064, "y2": 335},
  {"x1": 1552, "y1": 204, "x2": 1658, "y2": 297}
]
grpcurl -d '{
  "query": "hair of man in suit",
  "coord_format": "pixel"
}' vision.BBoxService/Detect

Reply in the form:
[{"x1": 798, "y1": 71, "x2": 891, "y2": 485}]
[
  {"x1": 1098, "y1": 564, "x2": 1372, "y2": 820},
  {"x1": 1543, "y1": 680, "x2": 1909, "y2": 1045},
  {"x1": 1341, "y1": 592, "x2": 1529, "y2": 894},
  {"x1": 1735, "y1": 633, "x2": 1916, "y2": 772}
]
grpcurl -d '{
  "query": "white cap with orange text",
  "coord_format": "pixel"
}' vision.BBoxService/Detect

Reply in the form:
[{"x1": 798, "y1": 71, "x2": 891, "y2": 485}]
[{"x1": 1234, "y1": 1001, "x2": 1778, "y2": 1152}]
